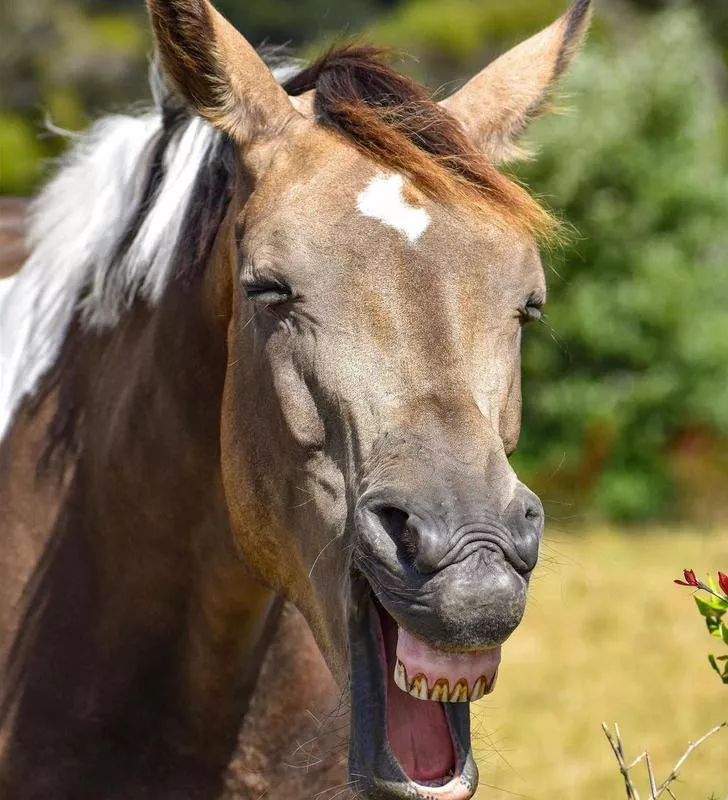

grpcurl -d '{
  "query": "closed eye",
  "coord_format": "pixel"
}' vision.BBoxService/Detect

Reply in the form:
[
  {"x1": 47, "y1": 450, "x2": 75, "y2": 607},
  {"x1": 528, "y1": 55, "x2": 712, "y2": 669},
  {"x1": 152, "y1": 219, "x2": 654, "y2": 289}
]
[
  {"x1": 519, "y1": 295, "x2": 544, "y2": 323},
  {"x1": 243, "y1": 277, "x2": 293, "y2": 305}
]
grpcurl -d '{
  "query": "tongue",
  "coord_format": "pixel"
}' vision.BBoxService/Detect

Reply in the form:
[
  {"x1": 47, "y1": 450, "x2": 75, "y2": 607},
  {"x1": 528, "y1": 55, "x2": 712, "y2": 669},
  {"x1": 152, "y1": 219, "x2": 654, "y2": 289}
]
[
  {"x1": 381, "y1": 611, "x2": 456, "y2": 783},
  {"x1": 395, "y1": 628, "x2": 501, "y2": 702},
  {"x1": 386, "y1": 655, "x2": 456, "y2": 782}
]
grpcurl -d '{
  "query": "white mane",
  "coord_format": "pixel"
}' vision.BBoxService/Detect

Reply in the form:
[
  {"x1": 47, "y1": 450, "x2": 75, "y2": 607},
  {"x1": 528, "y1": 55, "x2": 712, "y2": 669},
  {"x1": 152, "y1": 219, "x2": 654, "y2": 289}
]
[{"x1": 0, "y1": 70, "x2": 224, "y2": 442}]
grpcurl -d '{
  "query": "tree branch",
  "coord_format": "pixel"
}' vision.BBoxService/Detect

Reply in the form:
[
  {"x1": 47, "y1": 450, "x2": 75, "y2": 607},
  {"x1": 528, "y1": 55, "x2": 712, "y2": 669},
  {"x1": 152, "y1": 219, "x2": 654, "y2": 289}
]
[
  {"x1": 653, "y1": 722, "x2": 726, "y2": 798},
  {"x1": 604, "y1": 721, "x2": 727, "y2": 800},
  {"x1": 602, "y1": 723, "x2": 640, "y2": 800}
]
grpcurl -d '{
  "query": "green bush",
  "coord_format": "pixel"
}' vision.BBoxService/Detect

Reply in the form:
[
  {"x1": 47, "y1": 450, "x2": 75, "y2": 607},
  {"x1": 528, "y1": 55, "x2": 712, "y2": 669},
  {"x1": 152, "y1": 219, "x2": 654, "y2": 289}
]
[
  {"x1": 0, "y1": 116, "x2": 45, "y2": 195},
  {"x1": 512, "y1": 9, "x2": 728, "y2": 522}
]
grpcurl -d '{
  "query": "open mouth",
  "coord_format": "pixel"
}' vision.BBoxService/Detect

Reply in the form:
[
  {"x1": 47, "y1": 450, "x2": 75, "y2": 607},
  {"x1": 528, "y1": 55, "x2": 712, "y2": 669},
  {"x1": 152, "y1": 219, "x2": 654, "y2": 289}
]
[{"x1": 349, "y1": 575, "x2": 501, "y2": 799}]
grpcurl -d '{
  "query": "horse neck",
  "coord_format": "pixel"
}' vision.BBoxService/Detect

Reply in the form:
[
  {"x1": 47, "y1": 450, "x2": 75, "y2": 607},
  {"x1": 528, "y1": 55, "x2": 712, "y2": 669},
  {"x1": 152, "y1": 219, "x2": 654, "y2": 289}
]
[
  {"x1": 82, "y1": 277, "x2": 290, "y2": 746},
  {"x1": 1, "y1": 267, "x2": 283, "y2": 774}
]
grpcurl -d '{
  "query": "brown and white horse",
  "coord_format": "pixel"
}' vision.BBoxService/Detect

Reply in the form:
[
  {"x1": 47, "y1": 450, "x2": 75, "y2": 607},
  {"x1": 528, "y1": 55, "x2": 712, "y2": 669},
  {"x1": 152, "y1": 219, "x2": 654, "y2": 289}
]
[{"x1": 0, "y1": 2, "x2": 591, "y2": 798}]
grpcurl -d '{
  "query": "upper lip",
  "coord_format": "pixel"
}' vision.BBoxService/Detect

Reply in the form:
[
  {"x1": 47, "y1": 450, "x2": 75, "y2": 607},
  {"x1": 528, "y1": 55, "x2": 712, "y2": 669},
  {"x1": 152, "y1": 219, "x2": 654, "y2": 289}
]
[
  {"x1": 356, "y1": 501, "x2": 532, "y2": 578},
  {"x1": 354, "y1": 520, "x2": 527, "y2": 653},
  {"x1": 430, "y1": 521, "x2": 532, "y2": 575}
]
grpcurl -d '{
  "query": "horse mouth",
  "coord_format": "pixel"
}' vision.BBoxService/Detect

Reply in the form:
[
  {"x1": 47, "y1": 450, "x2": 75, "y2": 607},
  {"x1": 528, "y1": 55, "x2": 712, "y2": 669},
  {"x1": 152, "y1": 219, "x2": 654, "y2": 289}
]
[{"x1": 349, "y1": 576, "x2": 500, "y2": 799}]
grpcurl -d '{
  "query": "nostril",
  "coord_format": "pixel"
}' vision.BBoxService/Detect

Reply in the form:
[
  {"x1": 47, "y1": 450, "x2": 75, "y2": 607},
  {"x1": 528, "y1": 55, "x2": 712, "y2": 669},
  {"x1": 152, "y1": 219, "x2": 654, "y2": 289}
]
[
  {"x1": 524, "y1": 505, "x2": 542, "y2": 522},
  {"x1": 375, "y1": 505, "x2": 417, "y2": 563}
]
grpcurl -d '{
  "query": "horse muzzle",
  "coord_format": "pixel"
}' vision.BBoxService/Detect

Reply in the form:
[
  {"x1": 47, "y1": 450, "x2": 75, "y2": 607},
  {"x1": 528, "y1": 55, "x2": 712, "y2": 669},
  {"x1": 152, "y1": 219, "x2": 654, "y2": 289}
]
[{"x1": 346, "y1": 484, "x2": 542, "y2": 799}]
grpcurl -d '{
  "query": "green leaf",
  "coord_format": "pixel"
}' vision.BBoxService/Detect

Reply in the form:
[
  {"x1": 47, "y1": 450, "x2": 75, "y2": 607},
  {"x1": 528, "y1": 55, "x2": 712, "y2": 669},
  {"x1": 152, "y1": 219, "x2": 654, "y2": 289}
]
[
  {"x1": 708, "y1": 654, "x2": 728, "y2": 683},
  {"x1": 695, "y1": 595, "x2": 728, "y2": 618},
  {"x1": 708, "y1": 617, "x2": 722, "y2": 637},
  {"x1": 722, "y1": 624, "x2": 728, "y2": 646}
]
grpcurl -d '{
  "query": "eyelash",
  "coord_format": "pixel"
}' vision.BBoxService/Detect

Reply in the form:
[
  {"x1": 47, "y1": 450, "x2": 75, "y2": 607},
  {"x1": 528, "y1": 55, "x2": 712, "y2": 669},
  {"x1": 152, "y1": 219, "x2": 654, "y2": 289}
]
[
  {"x1": 242, "y1": 274, "x2": 543, "y2": 325},
  {"x1": 520, "y1": 299, "x2": 544, "y2": 323},
  {"x1": 243, "y1": 277, "x2": 293, "y2": 304}
]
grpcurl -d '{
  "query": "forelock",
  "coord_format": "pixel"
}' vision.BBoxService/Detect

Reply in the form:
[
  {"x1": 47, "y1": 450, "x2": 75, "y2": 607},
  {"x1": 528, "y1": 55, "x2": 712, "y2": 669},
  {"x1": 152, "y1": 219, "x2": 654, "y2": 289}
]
[{"x1": 283, "y1": 44, "x2": 557, "y2": 242}]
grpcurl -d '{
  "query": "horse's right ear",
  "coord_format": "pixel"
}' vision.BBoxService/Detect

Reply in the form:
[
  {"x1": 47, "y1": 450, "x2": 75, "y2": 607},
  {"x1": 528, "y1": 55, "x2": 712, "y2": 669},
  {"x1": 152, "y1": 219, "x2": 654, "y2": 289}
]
[
  {"x1": 440, "y1": 0, "x2": 592, "y2": 163},
  {"x1": 146, "y1": 0, "x2": 298, "y2": 145}
]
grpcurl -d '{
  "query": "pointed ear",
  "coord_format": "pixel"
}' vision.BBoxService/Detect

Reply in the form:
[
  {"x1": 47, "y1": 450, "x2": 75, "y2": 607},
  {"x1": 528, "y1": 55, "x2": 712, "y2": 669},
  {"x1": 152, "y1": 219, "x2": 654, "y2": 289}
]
[
  {"x1": 146, "y1": 0, "x2": 297, "y2": 144},
  {"x1": 441, "y1": 0, "x2": 592, "y2": 163}
]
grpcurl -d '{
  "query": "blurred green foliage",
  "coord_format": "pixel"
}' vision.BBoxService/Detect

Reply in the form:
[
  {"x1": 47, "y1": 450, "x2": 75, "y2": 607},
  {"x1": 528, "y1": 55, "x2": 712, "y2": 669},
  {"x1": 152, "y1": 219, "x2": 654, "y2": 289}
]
[
  {"x1": 512, "y1": 9, "x2": 728, "y2": 523},
  {"x1": 1, "y1": 0, "x2": 727, "y2": 523},
  {"x1": 215, "y1": 0, "x2": 393, "y2": 45},
  {"x1": 0, "y1": 0, "x2": 152, "y2": 192},
  {"x1": 363, "y1": 0, "x2": 592, "y2": 86}
]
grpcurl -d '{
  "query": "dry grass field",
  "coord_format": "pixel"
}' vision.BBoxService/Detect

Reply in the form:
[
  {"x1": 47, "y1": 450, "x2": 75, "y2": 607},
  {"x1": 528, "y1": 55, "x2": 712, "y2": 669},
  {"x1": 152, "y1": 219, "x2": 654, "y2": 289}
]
[{"x1": 473, "y1": 529, "x2": 728, "y2": 800}]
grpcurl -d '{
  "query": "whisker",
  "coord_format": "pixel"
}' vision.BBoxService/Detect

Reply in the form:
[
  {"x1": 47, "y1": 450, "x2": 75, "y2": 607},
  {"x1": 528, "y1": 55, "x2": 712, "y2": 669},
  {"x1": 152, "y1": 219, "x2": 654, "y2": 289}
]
[{"x1": 309, "y1": 535, "x2": 341, "y2": 578}]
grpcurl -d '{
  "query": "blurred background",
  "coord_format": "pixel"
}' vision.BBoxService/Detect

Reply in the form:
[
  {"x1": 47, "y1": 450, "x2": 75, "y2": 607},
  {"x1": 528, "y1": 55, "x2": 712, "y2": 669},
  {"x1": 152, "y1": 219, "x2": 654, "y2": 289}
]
[{"x1": 1, "y1": 0, "x2": 727, "y2": 796}]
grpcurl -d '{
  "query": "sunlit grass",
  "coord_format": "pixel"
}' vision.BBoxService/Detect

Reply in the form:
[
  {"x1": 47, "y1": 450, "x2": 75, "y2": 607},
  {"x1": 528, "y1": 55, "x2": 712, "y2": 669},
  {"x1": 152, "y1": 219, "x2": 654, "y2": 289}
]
[{"x1": 473, "y1": 528, "x2": 728, "y2": 799}]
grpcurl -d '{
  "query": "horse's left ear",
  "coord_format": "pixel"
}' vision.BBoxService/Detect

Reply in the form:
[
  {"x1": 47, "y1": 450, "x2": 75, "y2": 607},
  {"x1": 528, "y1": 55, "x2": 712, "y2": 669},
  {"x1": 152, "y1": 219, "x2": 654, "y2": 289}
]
[
  {"x1": 147, "y1": 0, "x2": 298, "y2": 146},
  {"x1": 441, "y1": 0, "x2": 592, "y2": 163}
]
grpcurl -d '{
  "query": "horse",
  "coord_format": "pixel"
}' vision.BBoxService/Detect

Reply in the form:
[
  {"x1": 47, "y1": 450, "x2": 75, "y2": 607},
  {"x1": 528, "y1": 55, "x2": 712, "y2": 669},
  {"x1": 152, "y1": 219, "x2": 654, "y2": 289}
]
[{"x1": 0, "y1": 1, "x2": 592, "y2": 797}]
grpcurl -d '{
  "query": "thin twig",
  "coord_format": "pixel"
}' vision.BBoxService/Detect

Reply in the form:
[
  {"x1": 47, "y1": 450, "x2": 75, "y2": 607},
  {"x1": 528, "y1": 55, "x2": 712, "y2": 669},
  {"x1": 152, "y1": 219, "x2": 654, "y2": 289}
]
[
  {"x1": 654, "y1": 722, "x2": 726, "y2": 798},
  {"x1": 645, "y1": 753, "x2": 657, "y2": 798},
  {"x1": 604, "y1": 721, "x2": 727, "y2": 800},
  {"x1": 602, "y1": 723, "x2": 640, "y2": 800},
  {"x1": 626, "y1": 753, "x2": 648, "y2": 770}
]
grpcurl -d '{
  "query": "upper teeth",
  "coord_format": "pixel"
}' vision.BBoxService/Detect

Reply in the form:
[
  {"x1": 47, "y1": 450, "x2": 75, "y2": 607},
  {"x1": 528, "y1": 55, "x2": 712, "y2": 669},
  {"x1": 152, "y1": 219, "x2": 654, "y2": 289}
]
[{"x1": 393, "y1": 659, "x2": 493, "y2": 702}]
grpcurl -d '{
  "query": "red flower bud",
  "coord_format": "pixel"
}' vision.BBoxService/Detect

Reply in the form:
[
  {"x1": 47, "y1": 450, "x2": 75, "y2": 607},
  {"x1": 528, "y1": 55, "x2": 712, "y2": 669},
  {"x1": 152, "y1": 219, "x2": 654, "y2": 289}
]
[
  {"x1": 719, "y1": 572, "x2": 728, "y2": 596},
  {"x1": 674, "y1": 569, "x2": 699, "y2": 587}
]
